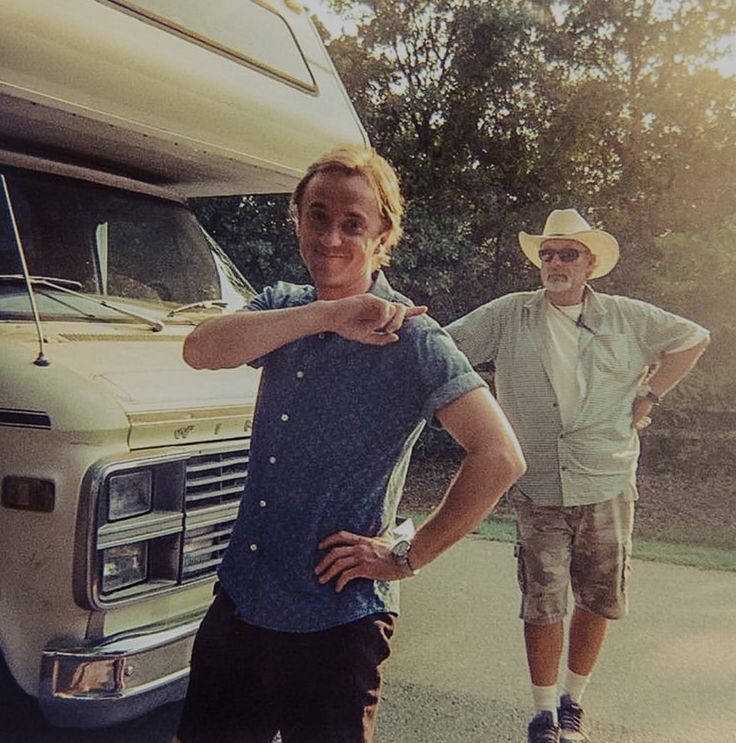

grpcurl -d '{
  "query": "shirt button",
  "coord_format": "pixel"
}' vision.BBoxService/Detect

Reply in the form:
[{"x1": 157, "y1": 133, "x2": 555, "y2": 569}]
[
  {"x1": 296, "y1": 370, "x2": 305, "y2": 379},
  {"x1": 249, "y1": 543, "x2": 258, "y2": 552},
  {"x1": 268, "y1": 456, "x2": 277, "y2": 464},
  {"x1": 280, "y1": 413, "x2": 289, "y2": 422},
  {"x1": 318, "y1": 333, "x2": 325, "y2": 339},
  {"x1": 259, "y1": 500, "x2": 267, "y2": 508}
]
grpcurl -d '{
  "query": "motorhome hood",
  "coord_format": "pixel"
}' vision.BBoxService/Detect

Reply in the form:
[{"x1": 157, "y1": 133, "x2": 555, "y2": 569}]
[{"x1": 2, "y1": 327, "x2": 259, "y2": 449}]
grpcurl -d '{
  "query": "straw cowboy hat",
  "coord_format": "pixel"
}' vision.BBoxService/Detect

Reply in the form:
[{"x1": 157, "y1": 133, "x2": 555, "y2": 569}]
[{"x1": 518, "y1": 208, "x2": 620, "y2": 279}]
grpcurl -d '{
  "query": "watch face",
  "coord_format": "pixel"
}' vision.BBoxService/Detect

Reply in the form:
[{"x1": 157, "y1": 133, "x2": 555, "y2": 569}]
[{"x1": 391, "y1": 540, "x2": 411, "y2": 560}]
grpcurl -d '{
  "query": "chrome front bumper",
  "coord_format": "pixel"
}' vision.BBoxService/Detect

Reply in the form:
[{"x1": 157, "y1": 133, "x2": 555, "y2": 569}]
[{"x1": 39, "y1": 608, "x2": 205, "y2": 728}]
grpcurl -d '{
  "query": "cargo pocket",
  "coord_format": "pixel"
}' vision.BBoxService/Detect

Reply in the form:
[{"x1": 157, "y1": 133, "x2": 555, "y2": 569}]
[
  {"x1": 620, "y1": 542, "x2": 632, "y2": 594},
  {"x1": 514, "y1": 543, "x2": 527, "y2": 594}
]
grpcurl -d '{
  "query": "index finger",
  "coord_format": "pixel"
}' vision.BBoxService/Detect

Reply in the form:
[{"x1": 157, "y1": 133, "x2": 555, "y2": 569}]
[
  {"x1": 381, "y1": 304, "x2": 427, "y2": 336},
  {"x1": 381, "y1": 303, "x2": 408, "y2": 335}
]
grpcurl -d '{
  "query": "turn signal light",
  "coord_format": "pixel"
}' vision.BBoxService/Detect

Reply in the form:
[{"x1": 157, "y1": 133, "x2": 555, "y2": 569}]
[{"x1": 1, "y1": 476, "x2": 55, "y2": 512}]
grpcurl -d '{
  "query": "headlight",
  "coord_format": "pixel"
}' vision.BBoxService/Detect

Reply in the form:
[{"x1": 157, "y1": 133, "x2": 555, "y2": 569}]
[
  {"x1": 101, "y1": 543, "x2": 148, "y2": 594},
  {"x1": 107, "y1": 471, "x2": 152, "y2": 521},
  {"x1": 91, "y1": 460, "x2": 183, "y2": 604}
]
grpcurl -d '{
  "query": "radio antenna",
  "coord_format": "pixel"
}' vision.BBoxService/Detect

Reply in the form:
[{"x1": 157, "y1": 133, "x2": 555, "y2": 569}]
[{"x1": 1, "y1": 174, "x2": 50, "y2": 366}]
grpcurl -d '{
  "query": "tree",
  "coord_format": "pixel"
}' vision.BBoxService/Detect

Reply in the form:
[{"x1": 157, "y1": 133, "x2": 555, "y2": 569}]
[
  {"x1": 325, "y1": 0, "x2": 552, "y2": 318},
  {"x1": 648, "y1": 216, "x2": 736, "y2": 409},
  {"x1": 527, "y1": 0, "x2": 736, "y2": 294},
  {"x1": 191, "y1": 195, "x2": 305, "y2": 291}
]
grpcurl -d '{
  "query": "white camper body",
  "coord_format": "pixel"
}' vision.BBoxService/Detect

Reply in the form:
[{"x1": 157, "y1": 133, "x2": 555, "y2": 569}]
[{"x1": 0, "y1": 0, "x2": 366, "y2": 727}]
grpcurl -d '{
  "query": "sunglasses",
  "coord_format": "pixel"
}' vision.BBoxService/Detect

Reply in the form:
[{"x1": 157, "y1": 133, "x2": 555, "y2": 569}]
[{"x1": 538, "y1": 247, "x2": 586, "y2": 263}]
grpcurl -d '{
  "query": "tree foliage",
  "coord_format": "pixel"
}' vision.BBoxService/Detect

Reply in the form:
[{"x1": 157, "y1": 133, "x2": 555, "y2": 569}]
[{"x1": 192, "y1": 194, "x2": 305, "y2": 289}]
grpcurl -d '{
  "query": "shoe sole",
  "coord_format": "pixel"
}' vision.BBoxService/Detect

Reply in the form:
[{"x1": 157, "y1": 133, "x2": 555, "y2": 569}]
[{"x1": 560, "y1": 733, "x2": 588, "y2": 743}]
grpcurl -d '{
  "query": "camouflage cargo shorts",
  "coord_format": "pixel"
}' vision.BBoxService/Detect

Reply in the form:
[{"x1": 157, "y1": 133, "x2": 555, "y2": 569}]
[{"x1": 512, "y1": 489, "x2": 635, "y2": 624}]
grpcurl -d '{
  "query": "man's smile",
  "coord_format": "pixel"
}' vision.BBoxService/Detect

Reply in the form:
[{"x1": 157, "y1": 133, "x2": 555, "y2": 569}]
[{"x1": 314, "y1": 248, "x2": 350, "y2": 259}]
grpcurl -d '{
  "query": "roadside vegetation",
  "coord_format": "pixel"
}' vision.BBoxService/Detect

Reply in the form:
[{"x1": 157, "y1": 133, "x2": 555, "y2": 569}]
[{"x1": 405, "y1": 508, "x2": 736, "y2": 573}]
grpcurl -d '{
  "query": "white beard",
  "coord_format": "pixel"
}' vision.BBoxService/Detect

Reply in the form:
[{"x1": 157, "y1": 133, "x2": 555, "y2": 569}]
[{"x1": 543, "y1": 275, "x2": 573, "y2": 292}]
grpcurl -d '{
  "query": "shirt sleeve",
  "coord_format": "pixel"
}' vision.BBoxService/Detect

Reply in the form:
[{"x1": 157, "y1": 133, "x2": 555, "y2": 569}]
[
  {"x1": 624, "y1": 298, "x2": 710, "y2": 362},
  {"x1": 445, "y1": 296, "x2": 509, "y2": 365},
  {"x1": 247, "y1": 284, "x2": 279, "y2": 313},
  {"x1": 244, "y1": 282, "x2": 311, "y2": 368},
  {"x1": 663, "y1": 328, "x2": 709, "y2": 353},
  {"x1": 411, "y1": 322, "x2": 487, "y2": 427},
  {"x1": 240, "y1": 286, "x2": 275, "y2": 369}
]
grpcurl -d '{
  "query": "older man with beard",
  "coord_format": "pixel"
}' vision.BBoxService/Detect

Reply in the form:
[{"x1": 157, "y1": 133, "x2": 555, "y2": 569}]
[{"x1": 447, "y1": 208, "x2": 710, "y2": 743}]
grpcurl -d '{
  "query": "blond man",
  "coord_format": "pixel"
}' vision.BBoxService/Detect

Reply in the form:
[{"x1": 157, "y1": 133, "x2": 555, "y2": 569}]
[{"x1": 171, "y1": 147, "x2": 525, "y2": 743}]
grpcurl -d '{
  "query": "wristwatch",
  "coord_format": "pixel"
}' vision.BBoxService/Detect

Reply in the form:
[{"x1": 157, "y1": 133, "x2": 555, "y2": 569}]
[
  {"x1": 637, "y1": 383, "x2": 660, "y2": 405},
  {"x1": 390, "y1": 539, "x2": 420, "y2": 577}
]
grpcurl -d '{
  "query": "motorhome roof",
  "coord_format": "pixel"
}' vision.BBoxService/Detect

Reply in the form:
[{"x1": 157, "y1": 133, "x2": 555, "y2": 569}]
[{"x1": 0, "y1": 0, "x2": 368, "y2": 197}]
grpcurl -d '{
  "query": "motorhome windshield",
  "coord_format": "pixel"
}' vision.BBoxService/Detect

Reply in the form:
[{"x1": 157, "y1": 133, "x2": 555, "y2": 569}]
[{"x1": 0, "y1": 167, "x2": 255, "y2": 323}]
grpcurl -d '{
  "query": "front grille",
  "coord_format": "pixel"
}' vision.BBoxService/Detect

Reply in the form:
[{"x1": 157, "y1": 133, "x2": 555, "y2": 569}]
[
  {"x1": 185, "y1": 450, "x2": 249, "y2": 509},
  {"x1": 90, "y1": 442, "x2": 253, "y2": 607},
  {"x1": 181, "y1": 447, "x2": 250, "y2": 581}
]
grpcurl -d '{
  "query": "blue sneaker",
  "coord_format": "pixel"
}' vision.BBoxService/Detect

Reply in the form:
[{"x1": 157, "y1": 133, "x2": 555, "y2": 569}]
[
  {"x1": 558, "y1": 694, "x2": 590, "y2": 742},
  {"x1": 528, "y1": 710, "x2": 560, "y2": 743}
]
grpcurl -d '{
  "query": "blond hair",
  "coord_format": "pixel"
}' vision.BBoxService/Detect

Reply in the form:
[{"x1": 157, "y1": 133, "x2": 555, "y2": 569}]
[{"x1": 290, "y1": 145, "x2": 404, "y2": 268}]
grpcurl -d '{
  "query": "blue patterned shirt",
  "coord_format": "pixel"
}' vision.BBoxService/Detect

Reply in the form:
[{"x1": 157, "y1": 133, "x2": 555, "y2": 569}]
[{"x1": 218, "y1": 271, "x2": 485, "y2": 632}]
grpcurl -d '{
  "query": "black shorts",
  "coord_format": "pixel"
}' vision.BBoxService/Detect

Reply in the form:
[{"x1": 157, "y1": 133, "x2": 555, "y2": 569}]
[{"x1": 177, "y1": 589, "x2": 396, "y2": 743}]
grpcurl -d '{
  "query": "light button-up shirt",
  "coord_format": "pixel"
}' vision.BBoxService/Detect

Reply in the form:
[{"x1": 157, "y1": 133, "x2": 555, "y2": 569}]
[{"x1": 447, "y1": 287, "x2": 708, "y2": 507}]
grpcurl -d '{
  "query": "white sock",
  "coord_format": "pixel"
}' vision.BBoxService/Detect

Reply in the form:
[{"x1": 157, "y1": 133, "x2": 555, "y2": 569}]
[
  {"x1": 562, "y1": 668, "x2": 591, "y2": 703},
  {"x1": 532, "y1": 683, "x2": 558, "y2": 723}
]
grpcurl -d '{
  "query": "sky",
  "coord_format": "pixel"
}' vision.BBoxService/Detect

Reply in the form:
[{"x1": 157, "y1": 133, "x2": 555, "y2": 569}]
[
  {"x1": 304, "y1": 0, "x2": 356, "y2": 36},
  {"x1": 303, "y1": 0, "x2": 736, "y2": 77},
  {"x1": 717, "y1": 37, "x2": 736, "y2": 77}
]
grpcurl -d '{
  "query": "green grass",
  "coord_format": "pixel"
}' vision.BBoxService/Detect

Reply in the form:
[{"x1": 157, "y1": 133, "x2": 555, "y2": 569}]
[
  {"x1": 629, "y1": 538, "x2": 736, "y2": 572},
  {"x1": 402, "y1": 512, "x2": 736, "y2": 572}
]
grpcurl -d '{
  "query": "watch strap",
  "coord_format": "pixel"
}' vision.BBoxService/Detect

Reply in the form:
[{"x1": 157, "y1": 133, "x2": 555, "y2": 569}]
[
  {"x1": 637, "y1": 383, "x2": 660, "y2": 404},
  {"x1": 390, "y1": 539, "x2": 420, "y2": 577}
]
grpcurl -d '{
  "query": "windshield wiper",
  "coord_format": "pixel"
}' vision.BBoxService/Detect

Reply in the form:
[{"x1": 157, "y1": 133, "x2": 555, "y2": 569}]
[
  {"x1": 0, "y1": 274, "x2": 165, "y2": 332},
  {"x1": 0, "y1": 274, "x2": 83, "y2": 289},
  {"x1": 166, "y1": 299, "x2": 228, "y2": 317}
]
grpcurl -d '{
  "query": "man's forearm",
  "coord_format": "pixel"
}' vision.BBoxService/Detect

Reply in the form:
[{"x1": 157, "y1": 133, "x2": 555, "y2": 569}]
[
  {"x1": 406, "y1": 387, "x2": 525, "y2": 571},
  {"x1": 409, "y1": 445, "x2": 525, "y2": 571},
  {"x1": 648, "y1": 338, "x2": 710, "y2": 398},
  {"x1": 184, "y1": 294, "x2": 427, "y2": 370},
  {"x1": 183, "y1": 303, "x2": 330, "y2": 370}
]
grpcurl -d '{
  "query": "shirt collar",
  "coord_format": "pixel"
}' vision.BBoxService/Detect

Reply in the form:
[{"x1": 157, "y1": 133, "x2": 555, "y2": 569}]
[
  {"x1": 580, "y1": 284, "x2": 607, "y2": 329},
  {"x1": 367, "y1": 270, "x2": 394, "y2": 301},
  {"x1": 306, "y1": 271, "x2": 394, "y2": 304},
  {"x1": 524, "y1": 285, "x2": 607, "y2": 322}
]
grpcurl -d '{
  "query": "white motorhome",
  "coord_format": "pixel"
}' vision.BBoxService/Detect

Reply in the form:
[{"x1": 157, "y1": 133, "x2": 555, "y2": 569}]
[{"x1": 0, "y1": 0, "x2": 366, "y2": 727}]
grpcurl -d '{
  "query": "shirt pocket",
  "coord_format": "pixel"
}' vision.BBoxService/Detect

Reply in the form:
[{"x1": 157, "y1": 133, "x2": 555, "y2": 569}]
[{"x1": 593, "y1": 333, "x2": 631, "y2": 374}]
